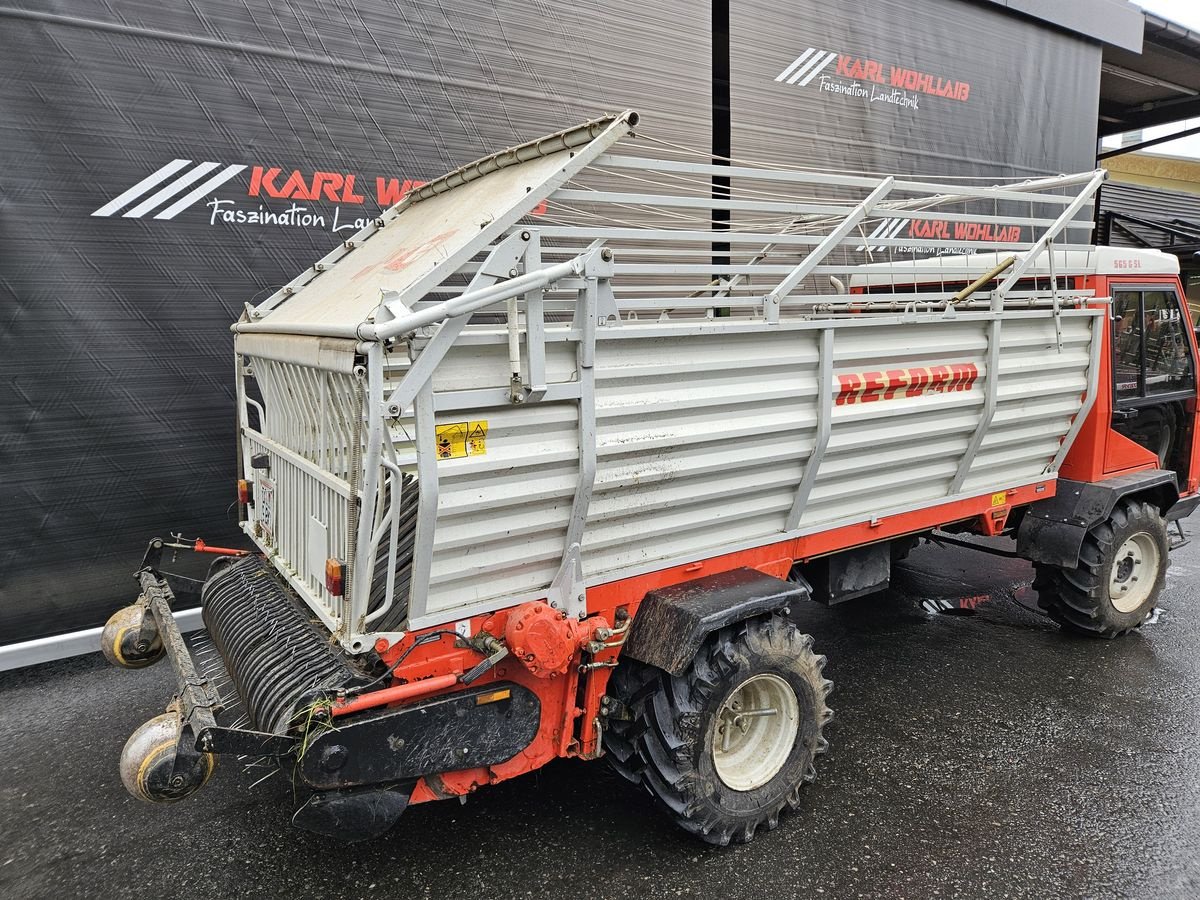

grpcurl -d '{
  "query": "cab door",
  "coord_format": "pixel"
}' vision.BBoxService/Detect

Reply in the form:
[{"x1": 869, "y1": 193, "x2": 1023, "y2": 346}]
[{"x1": 1110, "y1": 283, "x2": 1197, "y2": 484}]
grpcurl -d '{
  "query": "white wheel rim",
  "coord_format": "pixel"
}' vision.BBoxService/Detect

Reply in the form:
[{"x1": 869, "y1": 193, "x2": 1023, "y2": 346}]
[
  {"x1": 1109, "y1": 531, "x2": 1159, "y2": 614},
  {"x1": 711, "y1": 673, "x2": 800, "y2": 792}
]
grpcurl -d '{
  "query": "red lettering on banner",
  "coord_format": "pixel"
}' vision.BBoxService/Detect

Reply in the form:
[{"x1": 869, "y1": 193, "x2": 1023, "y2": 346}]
[
  {"x1": 248, "y1": 166, "x2": 281, "y2": 198},
  {"x1": 341, "y1": 174, "x2": 366, "y2": 204},
  {"x1": 376, "y1": 177, "x2": 426, "y2": 206},
  {"x1": 278, "y1": 170, "x2": 314, "y2": 201},
  {"x1": 238, "y1": 166, "x2": 551, "y2": 213},
  {"x1": 306, "y1": 172, "x2": 365, "y2": 204},
  {"x1": 888, "y1": 65, "x2": 970, "y2": 102}
]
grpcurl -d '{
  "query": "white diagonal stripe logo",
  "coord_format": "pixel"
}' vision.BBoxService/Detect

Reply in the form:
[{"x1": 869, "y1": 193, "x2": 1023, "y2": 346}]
[
  {"x1": 874, "y1": 218, "x2": 908, "y2": 251},
  {"x1": 122, "y1": 161, "x2": 221, "y2": 218},
  {"x1": 154, "y1": 165, "x2": 246, "y2": 220},
  {"x1": 786, "y1": 50, "x2": 832, "y2": 85},
  {"x1": 91, "y1": 159, "x2": 193, "y2": 217},
  {"x1": 92, "y1": 161, "x2": 247, "y2": 220},
  {"x1": 857, "y1": 219, "x2": 890, "y2": 252},
  {"x1": 775, "y1": 48, "x2": 817, "y2": 83},
  {"x1": 857, "y1": 218, "x2": 907, "y2": 252},
  {"x1": 791, "y1": 50, "x2": 838, "y2": 86}
]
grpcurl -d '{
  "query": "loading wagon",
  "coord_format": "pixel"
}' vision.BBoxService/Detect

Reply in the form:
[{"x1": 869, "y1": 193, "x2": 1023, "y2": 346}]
[{"x1": 103, "y1": 111, "x2": 1199, "y2": 844}]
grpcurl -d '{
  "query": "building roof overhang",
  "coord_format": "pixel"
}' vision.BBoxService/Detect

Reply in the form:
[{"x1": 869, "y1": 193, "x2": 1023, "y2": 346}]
[{"x1": 1101, "y1": 12, "x2": 1200, "y2": 138}]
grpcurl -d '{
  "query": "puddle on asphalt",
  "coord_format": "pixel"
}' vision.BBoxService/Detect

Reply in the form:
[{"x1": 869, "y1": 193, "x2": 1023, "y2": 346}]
[
  {"x1": 922, "y1": 597, "x2": 1165, "y2": 627},
  {"x1": 920, "y1": 598, "x2": 978, "y2": 616}
]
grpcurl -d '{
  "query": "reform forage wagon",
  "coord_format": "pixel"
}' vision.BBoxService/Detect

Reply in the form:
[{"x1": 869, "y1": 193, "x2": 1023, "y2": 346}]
[{"x1": 103, "y1": 113, "x2": 1199, "y2": 843}]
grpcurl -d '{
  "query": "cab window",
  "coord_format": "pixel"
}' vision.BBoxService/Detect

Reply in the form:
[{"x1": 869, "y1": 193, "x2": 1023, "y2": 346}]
[{"x1": 1112, "y1": 288, "x2": 1195, "y2": 403}]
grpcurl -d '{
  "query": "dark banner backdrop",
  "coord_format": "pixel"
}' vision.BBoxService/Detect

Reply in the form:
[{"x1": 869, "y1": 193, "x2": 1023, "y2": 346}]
[
  {"x1": 730, "y1": 0, "x2": 1101, "y2": 177},
  {"x1": 0, "y1": 0, "x2": 1099, "y2": 646}
]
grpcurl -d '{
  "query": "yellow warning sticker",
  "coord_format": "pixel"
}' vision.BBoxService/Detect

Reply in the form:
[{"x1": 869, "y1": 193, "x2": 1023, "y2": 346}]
[
  {"x1": 435, "y1": 420, "x2": 487, "y2": 459},
  {"x1": 991, "y1": 491, "x2": 1007, "y2": 507}
]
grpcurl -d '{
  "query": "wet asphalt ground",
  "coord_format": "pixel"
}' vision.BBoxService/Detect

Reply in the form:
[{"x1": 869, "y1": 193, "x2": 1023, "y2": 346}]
[{"x1": 3, "y1": 533, "x2": 1200, "y2": 900}]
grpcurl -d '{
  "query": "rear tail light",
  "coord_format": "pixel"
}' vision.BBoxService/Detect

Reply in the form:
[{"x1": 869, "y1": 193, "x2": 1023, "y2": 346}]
[
  {"x1": 237, "y1": 479, "x2": 252, "y2": 505},
  {"x1": 325, "y1": 558, "x2": 345, "y2": 596}
]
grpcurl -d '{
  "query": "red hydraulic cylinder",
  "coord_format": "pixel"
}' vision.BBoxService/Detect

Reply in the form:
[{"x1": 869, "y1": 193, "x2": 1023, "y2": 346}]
[{"x1": 329, "y1": 673, "x2": 460, "y2": 718}]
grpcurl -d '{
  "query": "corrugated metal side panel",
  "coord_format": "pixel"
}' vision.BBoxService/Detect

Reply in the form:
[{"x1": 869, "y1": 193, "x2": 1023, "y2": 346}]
[
  {"x1": 585, "y1": 331, "x2": 820, "y2": 572},
  {"x1": 427, "y1": 401, "x2": 578, "y2": 602},
  {"x1": 802, "y1": 321, "x2": 987, "y2": 524},
  {"x1": 425, "y1": 330, "x2": 819, "y2": 613},
  {"x1": 423, "y1": 340, "x2": 578, "y2": 605},
  {"x1": 961, "y1": 316, "x2": 1092, "y2": 494},
  {"x1": 420, "y1": 313, "x2": 1096, "y2": 621}
]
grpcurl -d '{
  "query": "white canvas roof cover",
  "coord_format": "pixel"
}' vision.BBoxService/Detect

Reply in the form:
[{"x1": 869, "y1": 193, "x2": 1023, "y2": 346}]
[
  {"x1": 238, "y1": 111, "x2": 639, "y2": 337},
  {"x1": 848, "y1": 247, "x2": 1179, "y2": 289}
]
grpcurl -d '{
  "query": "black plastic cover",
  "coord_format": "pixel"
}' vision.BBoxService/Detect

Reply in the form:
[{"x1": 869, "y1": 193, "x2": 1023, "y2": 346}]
[
  {"x1": 291, "y1": 784, "x2": 415, "y2": 843},
  {"x1": 299, "y1": 682, "x2": 541, "y2": 790}
]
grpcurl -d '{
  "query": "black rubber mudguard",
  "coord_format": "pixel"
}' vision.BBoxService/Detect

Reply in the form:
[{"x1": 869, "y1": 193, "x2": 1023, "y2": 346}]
[
  {"x1": 298, "y1": 682, "x2": 541, "y2": 790},
  {"x1": 621, "y1": 567, "x2": 809, "y2": 677},
  {"x1": 1017, "y1": 471, "x2": 1180, "y2": 568}
]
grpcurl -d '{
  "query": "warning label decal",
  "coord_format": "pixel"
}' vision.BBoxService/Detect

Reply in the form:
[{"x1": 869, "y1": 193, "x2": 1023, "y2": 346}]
[{"x1": 435, "y1": 420, "x2": 488, "y2": 459}]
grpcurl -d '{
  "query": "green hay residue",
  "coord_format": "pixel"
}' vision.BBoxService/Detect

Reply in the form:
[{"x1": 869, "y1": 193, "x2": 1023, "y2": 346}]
[{"x1": 289, "y1": 698, "x2": 339, "y2": 799}]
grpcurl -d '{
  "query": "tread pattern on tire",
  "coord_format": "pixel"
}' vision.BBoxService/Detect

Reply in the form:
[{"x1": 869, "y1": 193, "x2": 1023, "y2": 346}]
[
  {"x1": 1034, "y1": 498, "x2": 1166, "y2": 638},
  {"x1": 605, "y1": 615, "x2": 832, "y2": 845}
]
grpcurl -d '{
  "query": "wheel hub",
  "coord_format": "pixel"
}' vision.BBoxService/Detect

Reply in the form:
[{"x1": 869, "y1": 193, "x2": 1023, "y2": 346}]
[
  {"x1": 711, "y1": 673, "x2": 800, "y2": 792},
  {"x1": 1109, "y1": 531, "x2": 1159, "y2": 614}
]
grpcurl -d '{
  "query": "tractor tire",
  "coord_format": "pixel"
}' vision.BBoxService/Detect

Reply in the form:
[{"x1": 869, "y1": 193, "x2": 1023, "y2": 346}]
[
  {"x1": 603, "y1": 656, "x2": 657, "y2": 786},
  {"x1": 606, "y1": 615, "x2": 832, "y2": 845},
  {"x1": 1034, "y1": 498, "x2": 1168, "y2": 638}
]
